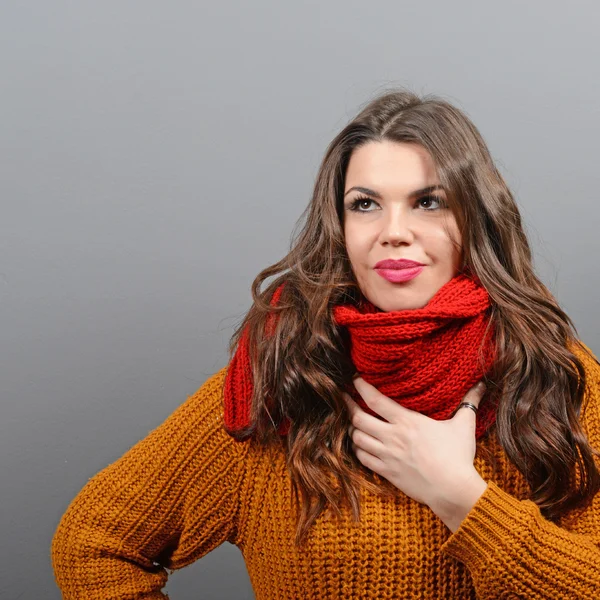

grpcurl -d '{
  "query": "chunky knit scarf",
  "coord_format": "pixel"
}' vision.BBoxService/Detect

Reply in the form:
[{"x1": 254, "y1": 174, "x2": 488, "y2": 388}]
[{"x1": 223, "y1": 272, "x2": 497, "y2": 440}]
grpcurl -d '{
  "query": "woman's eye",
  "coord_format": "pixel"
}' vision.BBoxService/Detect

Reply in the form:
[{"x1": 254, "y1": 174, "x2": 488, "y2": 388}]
[
  {"x1": 348, "y1": 197, "x2": 378, "y2": 212},
  {"x1": 418, "y1": 195, "x2": 445, "y2": 210}
]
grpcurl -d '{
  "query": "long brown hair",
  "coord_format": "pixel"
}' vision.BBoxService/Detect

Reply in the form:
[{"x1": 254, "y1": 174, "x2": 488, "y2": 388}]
[{"x1": 225, "y1": 88, "x2": 600, "y2": 546}]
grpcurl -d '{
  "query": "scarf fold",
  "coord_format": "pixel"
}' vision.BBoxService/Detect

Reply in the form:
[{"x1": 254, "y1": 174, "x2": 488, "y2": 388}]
[{"x1": 224, "y1": 272, "x2": 497, "y2": 440}]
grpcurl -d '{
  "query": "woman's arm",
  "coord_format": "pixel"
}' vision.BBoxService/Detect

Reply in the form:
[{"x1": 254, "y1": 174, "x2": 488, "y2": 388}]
[
  {"x1": 440, "y1": 342, "x2": 600, "y2": 599},
  {"x1": 440, "y1": 479, "x2": 600, "y2": 599},
  {"x1": 51, "y1": 368, "x2": 249, "y2": 599}
]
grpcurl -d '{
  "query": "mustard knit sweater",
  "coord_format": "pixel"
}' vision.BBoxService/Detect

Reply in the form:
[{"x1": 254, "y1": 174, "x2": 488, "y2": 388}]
[{"x1": 51, "y1": 342, "x2": 600, "y2": 599}]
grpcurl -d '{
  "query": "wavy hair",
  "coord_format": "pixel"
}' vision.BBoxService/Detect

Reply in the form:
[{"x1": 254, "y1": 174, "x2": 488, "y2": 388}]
[{"x1": 225, "y1": 88, "x2": 600, "y2": 546}]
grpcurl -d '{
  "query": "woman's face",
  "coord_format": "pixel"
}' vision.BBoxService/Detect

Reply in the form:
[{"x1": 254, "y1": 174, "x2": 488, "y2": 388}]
[{"x1": 342, "y1": 140, "x2": 462, "y2": 312}]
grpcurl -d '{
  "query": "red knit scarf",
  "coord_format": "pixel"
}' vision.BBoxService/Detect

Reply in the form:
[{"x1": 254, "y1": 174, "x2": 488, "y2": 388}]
[{"x1": 224, "y1": 272, "x2": 497, "y2": 440}]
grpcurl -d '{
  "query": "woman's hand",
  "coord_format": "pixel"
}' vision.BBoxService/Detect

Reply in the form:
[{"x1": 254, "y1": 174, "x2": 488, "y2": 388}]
[{"x1": 344, "y1": 377, "x2": 489, "y2": 531}]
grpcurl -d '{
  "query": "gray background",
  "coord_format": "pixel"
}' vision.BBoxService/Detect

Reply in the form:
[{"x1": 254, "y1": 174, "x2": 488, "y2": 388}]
[{"x1": 1, "y1": 1, "x2": 599, "y2": 598}]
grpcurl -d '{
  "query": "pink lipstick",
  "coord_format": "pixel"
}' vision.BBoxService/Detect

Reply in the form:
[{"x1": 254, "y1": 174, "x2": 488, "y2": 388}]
[{"x1": 374, "y1": 258, "x2": 425, "y2": 283}]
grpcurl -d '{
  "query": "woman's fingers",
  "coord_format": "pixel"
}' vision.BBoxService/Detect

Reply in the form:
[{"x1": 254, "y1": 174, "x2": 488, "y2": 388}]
[{"x1": 452, "y1": 381, "x2": 486, "y2": 420}]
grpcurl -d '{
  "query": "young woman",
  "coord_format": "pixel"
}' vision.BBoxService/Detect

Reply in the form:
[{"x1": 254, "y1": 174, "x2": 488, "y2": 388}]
[{"x1": 51, "y1": 90, "x2": 600, "y2": 599}]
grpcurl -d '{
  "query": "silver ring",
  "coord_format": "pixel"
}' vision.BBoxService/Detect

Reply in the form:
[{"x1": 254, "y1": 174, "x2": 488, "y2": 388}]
[{"x1": 458, "y1": 401, "x2": 478, "y2": 414}]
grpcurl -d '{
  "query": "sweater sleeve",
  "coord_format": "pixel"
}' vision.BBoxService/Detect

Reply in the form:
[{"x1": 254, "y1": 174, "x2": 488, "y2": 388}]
[
  {"x1": 440, "y1": 342, "x2": 600, "y2": 600},
  {"x1": 51, "y1": 367, "x2": 249, "y2": 599}
]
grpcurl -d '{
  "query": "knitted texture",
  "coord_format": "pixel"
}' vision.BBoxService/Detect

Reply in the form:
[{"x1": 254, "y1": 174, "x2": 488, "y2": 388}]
[
  {"x1": 224, "y1": 272, "x2": 497, "y2": 440},
  {"x1": 223, "y1": 281, "x2": 286, "y2": 436},
  {"x1": 51, "y1": 341, "x2": 600, "y2": 599}
]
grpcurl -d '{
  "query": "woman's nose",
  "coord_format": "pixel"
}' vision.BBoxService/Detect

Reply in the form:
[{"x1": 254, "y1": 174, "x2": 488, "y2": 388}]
[{"x1": 379, "y1": 209, "x2": 415, "y2": 246}]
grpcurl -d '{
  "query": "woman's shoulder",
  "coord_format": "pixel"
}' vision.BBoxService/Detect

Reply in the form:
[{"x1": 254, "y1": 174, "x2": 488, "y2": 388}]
[
  {"x1": 571, "y1": 339, "x2": 600, "y2": 384},
  {"x1": 186, "y1": 366, "x2": 229, "y2": 416},
  {"x1": 570, "y1": 339, "x2": 600, "y2": 436},
  {"x1": 150, "y1": 366, "x2": 252, "y2": 463},
  {"x1": 186, "y1": 366, "x2": 245, "y2": 434}
]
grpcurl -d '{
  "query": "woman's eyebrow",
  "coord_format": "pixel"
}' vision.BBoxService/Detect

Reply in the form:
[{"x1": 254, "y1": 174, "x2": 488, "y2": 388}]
[{"x1": 343, "y1": 185, "x2": 444, "y2": 199}]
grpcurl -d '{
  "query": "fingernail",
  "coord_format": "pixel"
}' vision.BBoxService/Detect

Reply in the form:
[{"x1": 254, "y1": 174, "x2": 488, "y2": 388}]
[{"x1": 477, "y1": 381, "x2": 486, "y2": 391}]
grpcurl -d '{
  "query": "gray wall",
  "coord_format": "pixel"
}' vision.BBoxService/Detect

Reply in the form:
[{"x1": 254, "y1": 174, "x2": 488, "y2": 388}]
[{"x1": 1, "y1": 1, "x2": 599, "y2": 598}]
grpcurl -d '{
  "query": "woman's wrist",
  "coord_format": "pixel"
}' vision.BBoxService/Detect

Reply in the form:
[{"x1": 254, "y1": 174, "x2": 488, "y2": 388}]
[{"x1": 428, "y1": 471, "x2": 488, "y2": 533}]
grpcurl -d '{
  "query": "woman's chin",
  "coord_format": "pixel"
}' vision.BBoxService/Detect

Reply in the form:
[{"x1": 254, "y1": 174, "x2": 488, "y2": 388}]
[{"x1": 366, "y1": 293, "x2": 432, "y2": 313}]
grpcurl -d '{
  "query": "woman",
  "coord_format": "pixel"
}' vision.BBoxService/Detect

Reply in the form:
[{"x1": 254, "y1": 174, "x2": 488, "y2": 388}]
[{"x1": 51, "y1": 90, "x2": 600, "y2": 599}]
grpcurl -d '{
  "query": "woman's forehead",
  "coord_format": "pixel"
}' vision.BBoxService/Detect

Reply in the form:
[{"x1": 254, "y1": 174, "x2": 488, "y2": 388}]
[{"x1": 344, "y1": 141, "x2": 440, "y2": 196}]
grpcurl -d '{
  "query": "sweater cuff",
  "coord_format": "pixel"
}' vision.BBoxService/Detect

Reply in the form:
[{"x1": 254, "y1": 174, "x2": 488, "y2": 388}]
[{"x1": 440, "y1": 480, "x2": 538, "y2": 568}]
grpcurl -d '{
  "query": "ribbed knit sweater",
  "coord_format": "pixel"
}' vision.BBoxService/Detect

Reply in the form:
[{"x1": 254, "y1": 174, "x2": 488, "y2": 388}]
[{"x1": 51, "y1": 342, "x2": 600, "y2": 599}]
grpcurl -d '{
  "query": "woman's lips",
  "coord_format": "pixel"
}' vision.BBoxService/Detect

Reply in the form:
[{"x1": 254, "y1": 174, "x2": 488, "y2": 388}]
[{"x1": 374, "y1": 266, "x2": 424, "y2": 283}]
